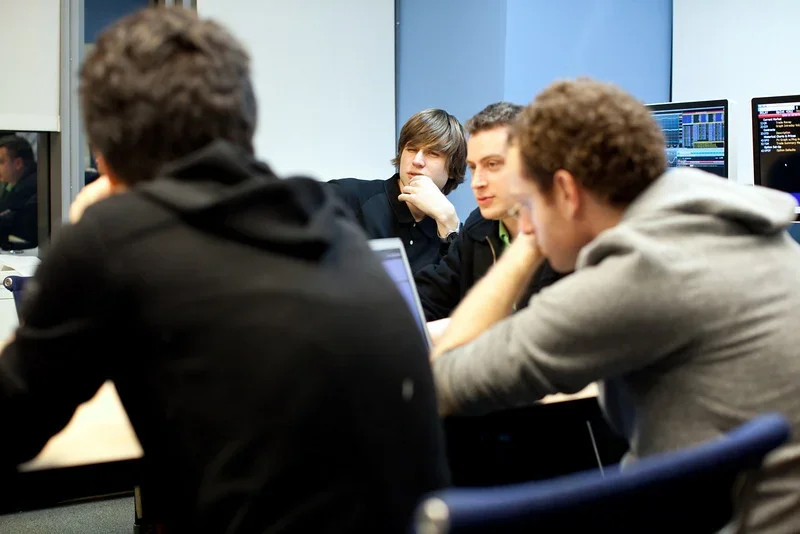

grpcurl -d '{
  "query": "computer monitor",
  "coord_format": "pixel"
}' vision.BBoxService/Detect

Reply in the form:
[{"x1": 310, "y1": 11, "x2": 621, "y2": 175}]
[
  {"x1": 647, "y1": 99, "x2": 729, "y2": 178},
  {"x1": 369, "y1": 238, "x2": 432, "y2": 348},
  {"x1": 752, "y1": 95, "x2": 800, "y2": 207},
  {"x1": 788, "y1": 223, "x2": 800, "y2": 244}
]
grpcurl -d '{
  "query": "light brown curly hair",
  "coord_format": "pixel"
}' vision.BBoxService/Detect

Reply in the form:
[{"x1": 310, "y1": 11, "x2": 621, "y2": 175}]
[{"x1": 512, "y1": 78, "x2": 667, "y2": 206}]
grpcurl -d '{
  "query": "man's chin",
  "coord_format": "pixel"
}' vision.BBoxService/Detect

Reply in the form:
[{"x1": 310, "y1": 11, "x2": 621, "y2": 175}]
[
  {"x1": 547, "y1": 255, "x2": 577, "y2": 274},
  {"x1": 478, "y1": 207, "x2": 504, "y2": 221}
]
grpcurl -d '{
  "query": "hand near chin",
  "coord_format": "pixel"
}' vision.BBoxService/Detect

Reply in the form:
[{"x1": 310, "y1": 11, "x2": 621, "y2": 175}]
[
  {"x1": 517, "y1": 231, "x2": 540, "y2": 250},
  {"x1": 512, "y1": 231, "x2": 544, "y2": 265},
  {"x1": 398, "y1": 175, "x2": 459, "y2": 235}
]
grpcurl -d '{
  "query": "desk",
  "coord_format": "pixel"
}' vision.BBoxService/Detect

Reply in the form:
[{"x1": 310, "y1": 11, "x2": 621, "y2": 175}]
[
  {"x1": 20, "y1": 382, "x2": 143, "y2": 471},
  {"x1": 0, "y1": 251, "x2": 40, "y2": 341},
  {"x1": 15, "y1": 383, "x2": 598, "y2": 472},
  {"x1": 540, "y1": 383, "x2": 599, "y2": 405},
  {"x1": 444, "y1": 383, "x2": 623, "y2": 487}
]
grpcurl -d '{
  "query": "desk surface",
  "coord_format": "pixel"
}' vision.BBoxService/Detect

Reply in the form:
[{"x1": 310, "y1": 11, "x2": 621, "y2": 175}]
[
  {"x1": 18, "y1": 382, "x2": 598, "y2": 471},
  {"x1": 0, "y1": 251, "x2": 40, "y2": 277},
  {"x1": 540, "y1": 383, "x2": 599, "y2": 405},
  {"x1": 19, "y1": 382, "x2": 143, "y2": 472}
]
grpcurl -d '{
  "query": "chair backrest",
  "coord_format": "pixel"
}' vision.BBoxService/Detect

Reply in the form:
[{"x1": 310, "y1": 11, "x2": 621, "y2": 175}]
[
  {"x1": 414, "y1": 413, "x2": 791, "y2": 534},
  {"x1": 3, "y1": 275, "x2": 31, "y2": 315}
]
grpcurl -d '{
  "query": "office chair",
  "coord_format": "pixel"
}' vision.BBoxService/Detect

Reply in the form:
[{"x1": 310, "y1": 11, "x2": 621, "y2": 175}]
[
  {"x1": 413, "y1": 413, "x2": 791, "y2": 534},
  {"x1": 3, "y1": 275, "x2": 30, "y2": 314}
]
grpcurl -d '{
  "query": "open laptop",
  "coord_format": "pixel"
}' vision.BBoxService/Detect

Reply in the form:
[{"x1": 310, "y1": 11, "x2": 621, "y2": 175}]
[{"x1": 369, "y1": 238, "x2": 432, "y2": 348}]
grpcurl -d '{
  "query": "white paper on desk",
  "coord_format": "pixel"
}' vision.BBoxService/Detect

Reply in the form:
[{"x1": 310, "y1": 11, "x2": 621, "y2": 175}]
[{"x1": 0, "y1": 254, "x2": 40, "y2": 277}]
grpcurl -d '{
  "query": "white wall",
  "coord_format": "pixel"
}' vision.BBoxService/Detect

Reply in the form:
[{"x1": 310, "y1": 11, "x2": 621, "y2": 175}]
[
  {"x1": 673, "y1": 0, "x2": 800, "y2": 184},
  {"x1": 196, "y1": 0, "x2": 396, "y2": 181},
  {"x1": 0, "y1": 0, "x2": 60, "y2": 131}
]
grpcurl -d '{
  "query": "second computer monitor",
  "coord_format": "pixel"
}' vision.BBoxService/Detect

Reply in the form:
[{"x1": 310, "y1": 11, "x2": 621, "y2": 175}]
[
  {"x1": 647, "y1": 99, "x2": 729, "y2": 178},
  {"x1": 752, "y1": 94, "x2": 800, "y2": 204}
]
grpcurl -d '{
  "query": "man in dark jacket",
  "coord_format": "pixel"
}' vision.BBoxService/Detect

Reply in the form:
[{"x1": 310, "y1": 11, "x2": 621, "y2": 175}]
[
  {"x1": 0, "y1": 135, "x2": 38, "y2": 248},
  {"x1": 0, "y1": 7, "x2": 448, "y2": 533},
  {"x1": 328, "y1": 109, "x2": 467, "y2": 273},
  {"x1": 415, "y1": 103, "x2": 564, "y2": 321}
]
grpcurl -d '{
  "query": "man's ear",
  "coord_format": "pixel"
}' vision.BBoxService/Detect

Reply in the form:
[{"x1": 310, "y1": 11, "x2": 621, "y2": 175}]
[{"x1": 553, "y1": 169, "x2": 581, "y2": 219}]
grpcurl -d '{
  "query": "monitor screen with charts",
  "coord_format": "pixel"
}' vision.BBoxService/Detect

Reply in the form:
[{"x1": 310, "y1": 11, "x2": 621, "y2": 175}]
[
  {"x1": 369, "y1": 238, "x2": 431, "y2": 348},
  {"x1": 647, "y1": 99, "x2": 729, "y2": 178},
  {"x1": 752, "y1": 95, "x2": 800, "y2": 208}
]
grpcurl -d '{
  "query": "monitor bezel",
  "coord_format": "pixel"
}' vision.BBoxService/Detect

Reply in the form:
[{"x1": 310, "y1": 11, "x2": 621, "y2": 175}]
[
  {"x1": 751, "y1": 94, "x2": 800, "y2": 187},
  {"x1": 368, "y1": 237, "x2": 433, "y2": 349},
  {"x1": 646, "y1": 99, "x2": 729, "y2": 179}
]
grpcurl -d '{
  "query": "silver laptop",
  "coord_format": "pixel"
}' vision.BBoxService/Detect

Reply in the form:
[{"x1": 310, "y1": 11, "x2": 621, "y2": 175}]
[{"x1": 369, "y1": 238, "x2": 432, "y2": 348}]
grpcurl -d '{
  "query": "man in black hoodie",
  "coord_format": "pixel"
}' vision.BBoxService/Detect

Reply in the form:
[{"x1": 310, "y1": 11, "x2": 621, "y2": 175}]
[
  {"x1": 415, "y1": 103, "x2": 564, "y2": 321},
  {"x1": 0, "y1": 7, "x2": 448, "y2": 533}
]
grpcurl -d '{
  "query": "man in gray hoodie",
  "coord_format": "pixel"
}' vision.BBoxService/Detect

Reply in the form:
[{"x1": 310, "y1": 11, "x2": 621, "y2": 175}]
[{"x1": 432, "y1": 78, "x2": 800, "y2": 533}]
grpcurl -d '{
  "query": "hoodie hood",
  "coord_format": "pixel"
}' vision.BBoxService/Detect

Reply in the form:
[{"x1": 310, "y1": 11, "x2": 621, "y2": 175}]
[
  {"x1": 623, "y1": 168, "x2": 797, "y2": 235},
  {"x1": 135, "y1": 140, "x2": 348, "y2": 259}
]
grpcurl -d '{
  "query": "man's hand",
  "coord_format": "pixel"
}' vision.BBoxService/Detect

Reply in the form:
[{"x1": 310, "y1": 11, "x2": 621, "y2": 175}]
[
  {"x1": 69, "y1": 176, "x2": 115, "y2": 224},
  {"x1": 398, "y1": 176, "x2": 459, "y2": 237},
  {"x1": 512, "y1": 231, "x2": 543, "y2": 261}
]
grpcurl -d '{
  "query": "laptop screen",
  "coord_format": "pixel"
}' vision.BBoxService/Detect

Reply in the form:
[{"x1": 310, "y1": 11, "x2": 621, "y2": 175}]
[{"x1": 369, "y1": 239, "x2": 431, "y2": 347}]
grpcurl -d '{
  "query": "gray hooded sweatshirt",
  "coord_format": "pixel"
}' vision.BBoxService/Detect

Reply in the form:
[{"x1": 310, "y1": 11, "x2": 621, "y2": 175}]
[{"x1": 433, "y1": 168, "x2": 800, "y2": 533}]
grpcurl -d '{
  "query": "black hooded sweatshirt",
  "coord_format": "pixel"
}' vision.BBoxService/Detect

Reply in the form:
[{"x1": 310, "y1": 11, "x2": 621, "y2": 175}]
[{"x1": 0, "y1": 141, "x2": 449, "y2": 533}]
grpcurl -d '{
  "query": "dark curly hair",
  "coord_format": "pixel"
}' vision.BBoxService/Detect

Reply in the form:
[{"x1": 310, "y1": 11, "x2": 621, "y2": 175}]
[
  {"x1": 512, "y1": 78, "x2": 667, "y2": 206},
  {"x1": 79, "y1": 6, "x2": 257, "y2": 185},
  {"x1": 465, "y1": 102, "x2": 523, "y2": 135}
]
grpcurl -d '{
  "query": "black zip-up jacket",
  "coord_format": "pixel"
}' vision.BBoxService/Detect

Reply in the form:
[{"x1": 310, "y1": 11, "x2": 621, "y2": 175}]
[
  {"x1": 0, "y1": 141, "x2": 449, "y2": 533},
  {"x1": 415, "y1": 208, "x2": 565, "y2": 321},
  {"x1": 327, "y1": 175, "x2": 450, "y2": 273}
]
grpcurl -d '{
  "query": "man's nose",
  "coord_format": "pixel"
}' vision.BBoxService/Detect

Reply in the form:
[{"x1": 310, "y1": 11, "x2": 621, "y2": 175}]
[
  {"x1": 471, "y1": 169, "x2": 487, "y2": 189},
  {"x1": 412, "y1": 150, "x2": 425, "y2": 166}
]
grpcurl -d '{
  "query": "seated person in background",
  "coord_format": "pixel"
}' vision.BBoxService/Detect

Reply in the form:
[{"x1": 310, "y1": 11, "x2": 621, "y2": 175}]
[
  {"x1": 415, "y1": 102, "x2": 563, "y2": 322},
  {"x1": 432, "y1": 78, "x2": 800, "y2": 533},
  {"x1": 0, "y1": 135, "x2": 38, "y2": 248},
  {"x1": 0, "y1": 7, "x2": 448, "y2": 533},
  {"x1": 328, "y1": 109, "x2": 467, "y2": 273}
]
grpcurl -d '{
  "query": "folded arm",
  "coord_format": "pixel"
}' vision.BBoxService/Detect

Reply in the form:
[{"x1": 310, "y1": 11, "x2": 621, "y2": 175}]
[
  {"x1": 432, "y1": 233, "x2": 542, "y2": 359},
  {"x1": 433, "y1": 248, "x2": 694, "y2": 416}
]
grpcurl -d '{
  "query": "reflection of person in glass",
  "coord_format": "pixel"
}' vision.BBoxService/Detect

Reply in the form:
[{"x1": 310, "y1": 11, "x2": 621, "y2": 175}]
[{"x1": 0, "y1": 135, "x2": 37, "y2": 249}]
